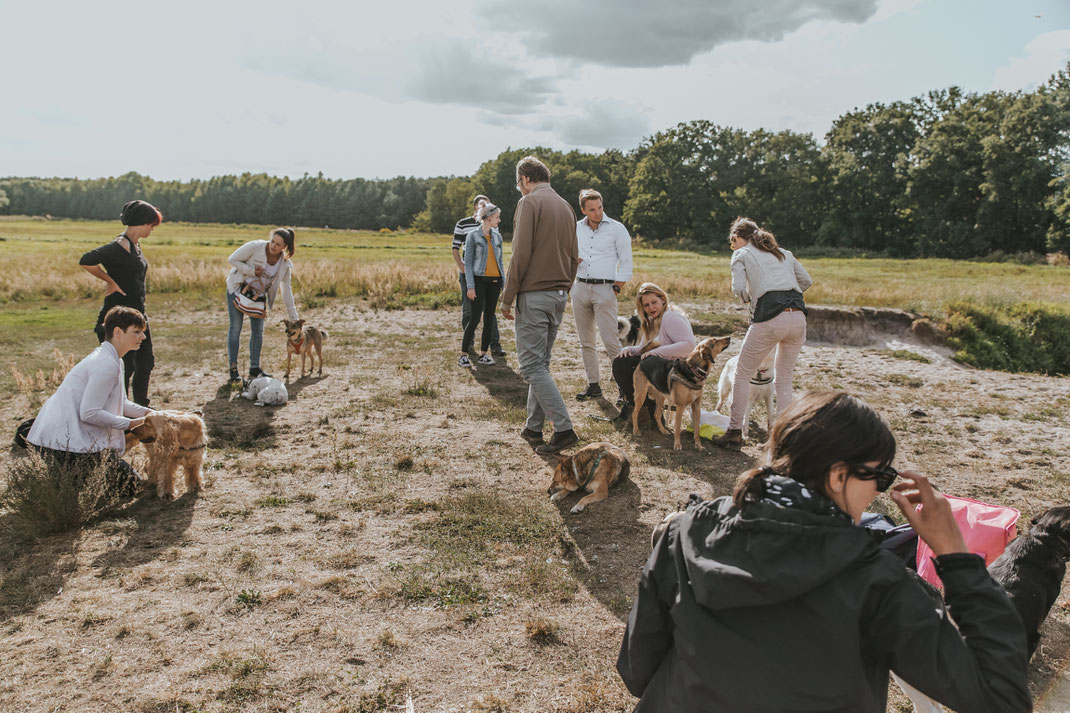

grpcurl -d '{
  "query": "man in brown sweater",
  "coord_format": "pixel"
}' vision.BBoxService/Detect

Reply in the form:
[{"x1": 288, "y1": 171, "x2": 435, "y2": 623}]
[{"x1": 501, "y1": 156, "x2": 580, "y2": 454}]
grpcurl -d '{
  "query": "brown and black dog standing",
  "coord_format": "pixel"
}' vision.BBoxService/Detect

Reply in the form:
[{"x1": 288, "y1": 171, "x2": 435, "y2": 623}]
[
  {"x1": 547, "y1": 442, "x2": 630, "y2": 514},
  {"x1": 282, "y1": 319, "x2": 328, "y2": 380},
  {"x1": 632, "y1": 336, "x2": 731, "y2": 450}
]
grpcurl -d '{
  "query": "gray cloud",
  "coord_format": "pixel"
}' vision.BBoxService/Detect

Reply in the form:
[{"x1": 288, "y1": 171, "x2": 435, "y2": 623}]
[
  {"x1": 541, "y1": 101, "x2": 653, "y2": 149},
  {"x1": 479, "y1": 0, "x2": 879, "y2": 67},
  {"x1": 407, "y1": 41, "x2": 557, "y2": 114}
]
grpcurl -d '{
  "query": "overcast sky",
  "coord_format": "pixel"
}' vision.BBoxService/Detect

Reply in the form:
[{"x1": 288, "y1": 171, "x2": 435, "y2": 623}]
[{"x1": 1, "y1": 0, "x2": 1067, "y2": 181}]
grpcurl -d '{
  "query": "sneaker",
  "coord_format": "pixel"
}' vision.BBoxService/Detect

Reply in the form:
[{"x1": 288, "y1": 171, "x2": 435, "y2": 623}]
[
  {"x1": 249, "y1": 367, "x2": 272, "y2": 379},
  {"x1": 229, "y1": 366, "x2": 241, "y2": 383},
  {"x1": 458, "y1": 354, "x2": 473, "y2": 368},
  {"x1": 491, "y1": 347, "x2": 507, "y2": 357},
  {"x1": 576, "y1": 383, "x2": 603, "y2": 401},
  {"x1": 477, "y1": 353, "x2": 496, "y2": 365},
  {"x1": 520, "y1": 428, "x2": 545, "y2": 446},
  {"x1": 535, "y1": 429, "x2": 580, "y2": 455}
]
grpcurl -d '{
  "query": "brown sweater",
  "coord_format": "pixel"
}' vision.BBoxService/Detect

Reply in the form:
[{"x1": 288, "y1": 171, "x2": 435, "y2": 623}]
[{"x1": 500, "y1": 183, "x2": 579, "y2": 307}]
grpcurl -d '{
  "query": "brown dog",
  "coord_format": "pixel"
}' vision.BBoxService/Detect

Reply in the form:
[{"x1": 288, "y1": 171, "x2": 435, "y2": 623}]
[
  {"x1": 632, "y1": 336, "x2": 732, "y2": 450},
  {"x1": 547, "y1": 442, "x2": 630, "y2": 514},
  {"x1": 128, "y1": 410, "x2": 207, "y2": 500},
  {"x1": 282, "y1": 319, "x2": 329, "y2": 380}
]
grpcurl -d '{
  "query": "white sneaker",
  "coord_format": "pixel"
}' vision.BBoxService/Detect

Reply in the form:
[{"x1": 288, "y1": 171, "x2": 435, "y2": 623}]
[
  {"x1": 458, "y1": 354, "x2": 472, "y2": 368},
  {"x1": 477, "y1": 353, "x2": 495, "y2": 365}
]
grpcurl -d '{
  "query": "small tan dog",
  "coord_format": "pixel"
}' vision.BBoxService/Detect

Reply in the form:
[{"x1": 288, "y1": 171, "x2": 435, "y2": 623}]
[
  {"x1": 128, "y1": 410, "x2": 207, "y2": 500},
  {"x1": 282, "y1": 319, "x2": 328, "y2": 380},
  {"x1": 632, "y1": 336, "x2": 732, "y2": 450},
  {"x1": 547, "y1": 442, "x2": 630, "y2": 514}
]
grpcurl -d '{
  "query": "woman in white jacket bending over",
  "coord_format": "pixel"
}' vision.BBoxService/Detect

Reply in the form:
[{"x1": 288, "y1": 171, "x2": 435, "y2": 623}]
[
  {"x1": 225, "y1": 227, "x2": 299, "y2": 382},
  {"x1": 713, "y1": 217, "x2": 812, "y2": 450}
]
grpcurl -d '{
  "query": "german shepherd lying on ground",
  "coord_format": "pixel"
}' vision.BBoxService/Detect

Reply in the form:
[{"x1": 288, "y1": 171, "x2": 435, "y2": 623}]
[
  {"x1": 632, "y1": 336, "x2": 731, "y2": 450},
  {"x1": 547, "y1": 442, "x2": 630, "y2": 514}
]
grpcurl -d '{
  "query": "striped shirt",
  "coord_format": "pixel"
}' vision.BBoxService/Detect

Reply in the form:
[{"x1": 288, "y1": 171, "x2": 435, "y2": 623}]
[{"x1": 453, "y1": 216, "x2": 479, "y2": 254}]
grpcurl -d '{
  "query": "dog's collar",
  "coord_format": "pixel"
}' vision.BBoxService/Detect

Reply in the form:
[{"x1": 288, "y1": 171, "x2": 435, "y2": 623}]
[
  {"x1": 179, "y1": 443, "x2": 207, "y2": 451},
  {"x1": 750, "y1": 369, "x2": 773, "y2": 386},
  {"x1": 572, "y1": 451, "x2": 605, "y2": 490},
  {"x1": 669, "y1": 361, "x2": 707, "y2": 391},
  {"x1": 138, "y1": 437, "x2": 156, "y2": 444}
]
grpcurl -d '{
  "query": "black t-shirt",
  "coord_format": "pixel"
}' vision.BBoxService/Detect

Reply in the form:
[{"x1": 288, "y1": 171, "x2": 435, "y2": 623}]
[{"x1": 79, "y1": 235, "x2": 149, "y2": 314}]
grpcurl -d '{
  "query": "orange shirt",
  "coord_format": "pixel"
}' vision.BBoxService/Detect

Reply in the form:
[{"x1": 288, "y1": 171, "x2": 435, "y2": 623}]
[{"x1": 484, "y1": 234, "x2": 500, "y2": 278}]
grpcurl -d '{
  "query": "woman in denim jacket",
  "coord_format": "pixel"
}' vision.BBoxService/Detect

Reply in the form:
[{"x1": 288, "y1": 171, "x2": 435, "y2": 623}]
[{"x1": 459, "y1": 203, "x2": 505, "y2": 367}]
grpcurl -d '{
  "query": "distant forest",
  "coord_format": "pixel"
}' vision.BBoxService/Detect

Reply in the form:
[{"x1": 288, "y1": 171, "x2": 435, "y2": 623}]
[{"x1": 2, "y1": 64, "x2": 1067, "y2": 259}]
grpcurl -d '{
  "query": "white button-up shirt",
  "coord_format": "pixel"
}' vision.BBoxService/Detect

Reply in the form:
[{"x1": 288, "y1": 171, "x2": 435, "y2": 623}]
[
  {"x1": 27, "y1": 341, "x2": 149, "y2": 454},
  {"x1": 575, "y1": 215, "x2": 633, "y2": 282}
]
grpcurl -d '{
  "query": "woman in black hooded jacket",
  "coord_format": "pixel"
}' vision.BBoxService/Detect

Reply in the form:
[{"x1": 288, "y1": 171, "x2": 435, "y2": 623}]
[{"x1": 617, "y1": 391, "x2": 1030, "y2": 713}]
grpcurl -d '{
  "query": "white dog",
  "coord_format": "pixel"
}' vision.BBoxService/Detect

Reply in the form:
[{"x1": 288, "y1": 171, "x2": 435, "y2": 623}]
[
  {"x1": 242, "y1": 375, "x2": 288, "y2": 406},
  {"x1": 713, "y1": 349, "x2": 776, "y2": 440}
]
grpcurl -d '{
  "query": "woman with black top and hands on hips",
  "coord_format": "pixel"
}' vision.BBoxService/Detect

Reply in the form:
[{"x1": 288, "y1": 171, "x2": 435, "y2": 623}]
[
  {"x1": 79, "y1": 199, "x2": 162, "y2": 407},
  {"x1": 458, "y1": 203, "x2": 504, "y2": 368},
  {"x1": 713, "y1": 217, "x2": 811, "y2": 451},
  {"x1": 225, "y1": 228, "x2": 299, "y2": 382},
  {"x1": 618, "y1": 391, "x2": 1031, "y2": 713}
]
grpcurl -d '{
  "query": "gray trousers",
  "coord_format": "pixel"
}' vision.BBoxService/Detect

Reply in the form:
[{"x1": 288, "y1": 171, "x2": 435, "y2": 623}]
[
  {"x1": 460, "y1": 272, "x2": 500, "y2": 349},
  {"x1": 515, "y1": 289, "x2": 572, "y2": 433}
]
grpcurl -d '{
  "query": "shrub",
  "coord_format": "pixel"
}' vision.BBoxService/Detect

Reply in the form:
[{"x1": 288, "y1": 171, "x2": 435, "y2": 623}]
[
  {"x1": 946, "y1": 300, "x2": 1070, "y2": 375},
  {"x1": 0, "y1": 450, "x2": 124, "y2": 534}
]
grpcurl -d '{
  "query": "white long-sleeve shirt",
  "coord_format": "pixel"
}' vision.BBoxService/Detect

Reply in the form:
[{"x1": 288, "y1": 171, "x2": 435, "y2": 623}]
[
  {"x1": 576, "y1": 215, "x2": 633, "y2": 282},
  {"x1": 27, "y1": 341, "x2": 149, "y2": 454},
  {"x1": 730, "y1": 244, "x2": 812, "y2": 305},
  {"x1": 225, "y1": 240, "x2": 299, "y2": 320}
]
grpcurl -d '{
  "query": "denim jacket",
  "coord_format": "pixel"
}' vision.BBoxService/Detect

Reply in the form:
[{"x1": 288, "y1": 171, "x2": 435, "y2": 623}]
[{"x1": 463, "y1": 227, "x2": 504, "y2": 286}]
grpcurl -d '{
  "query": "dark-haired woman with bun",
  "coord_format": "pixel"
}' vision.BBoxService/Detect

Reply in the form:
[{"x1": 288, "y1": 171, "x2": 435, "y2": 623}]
[
  {"x1": 79, "y1": 199, "x2": 163, "y2": 406},
  {"x1": 618, "y1": 391, "x2": 1031, "y2": 713},
  {"x1": 713, "y1": 217, "x2": 812, "y2": 451},
  {"x1": 225, "y1": 228, "x2": 299, "y2": 382}
]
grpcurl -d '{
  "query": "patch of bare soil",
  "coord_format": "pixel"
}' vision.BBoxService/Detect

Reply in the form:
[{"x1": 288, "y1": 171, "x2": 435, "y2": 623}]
[{"x1": 1, "y1": 300, "x2": 1068, "y2": 713}]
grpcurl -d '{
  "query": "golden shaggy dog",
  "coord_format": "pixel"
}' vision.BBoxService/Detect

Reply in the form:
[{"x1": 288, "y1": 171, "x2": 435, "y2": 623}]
[{"x1": 128, "y1": 410, "x2": 207, "y2": 499}]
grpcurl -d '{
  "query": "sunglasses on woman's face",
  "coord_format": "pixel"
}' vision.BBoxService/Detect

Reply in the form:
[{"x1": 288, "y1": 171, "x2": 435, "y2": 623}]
[{"x1": 852, "y1": 463, "x2": 899, "y2": 492}]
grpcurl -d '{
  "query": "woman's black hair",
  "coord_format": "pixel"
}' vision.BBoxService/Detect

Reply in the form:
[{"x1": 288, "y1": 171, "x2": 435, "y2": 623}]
[
  {"x1": 271, "y1": 227, "x2": 296, "y2": 257},
  {"x1": 120, "y1": 200, "x2": 162, "y2": 227},
  {"x1": 732, "y1": 391, "x2": 896, "y2": 507}
]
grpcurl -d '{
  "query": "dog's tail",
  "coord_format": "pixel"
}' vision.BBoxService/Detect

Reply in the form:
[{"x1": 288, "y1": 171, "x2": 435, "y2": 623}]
[{"x1": 319, "y1": 329, "x2": 329, "y2": 340}]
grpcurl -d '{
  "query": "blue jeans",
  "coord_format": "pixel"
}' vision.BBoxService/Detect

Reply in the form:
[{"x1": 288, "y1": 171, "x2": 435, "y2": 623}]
[
  {"x1": 227, "y1": 290, "x2": 264, "y2": 370},
  {"x1": 460, "y1": 272, "x2": 501, "y2": 350}
]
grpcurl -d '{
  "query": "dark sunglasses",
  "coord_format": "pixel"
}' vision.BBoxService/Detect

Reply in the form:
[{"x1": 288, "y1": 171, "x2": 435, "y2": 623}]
[{"x1": 852, "y1": 463, "x2": 899, "y2": 492}]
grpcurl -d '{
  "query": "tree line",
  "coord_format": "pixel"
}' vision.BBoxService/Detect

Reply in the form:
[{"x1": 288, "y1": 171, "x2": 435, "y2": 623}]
[{"x1": 2, "y1": 64, "x2": 1067, "y2": 258}]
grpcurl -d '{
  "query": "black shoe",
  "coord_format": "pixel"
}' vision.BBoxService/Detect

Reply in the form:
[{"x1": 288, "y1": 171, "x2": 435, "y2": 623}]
[
  {"x1": 576, "y1": 383, "x2": 603, "y2": 401},
  {"x1": 249, "y1": 367, "x2": 272, "y2": 379},
  {"x1": 613, "y1": 402, "x2": 634, "y2": 425},
  {"x1": 491, "y1": 346, "x2": 506, "y2": 357},
  {"x1": 535, "y1": 429, "x2": 579, "y2": 455},
  {"x1": 520, "y1": 428, "x2": 545, "y2": 446},
  {"x1": 229, "y1": 366, "x2": 241, "y2": 383}
]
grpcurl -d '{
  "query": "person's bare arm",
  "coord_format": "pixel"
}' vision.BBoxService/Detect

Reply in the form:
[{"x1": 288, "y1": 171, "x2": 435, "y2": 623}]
[{"x1": 81, "y1": 264, "x2": 125, "y2": 296}]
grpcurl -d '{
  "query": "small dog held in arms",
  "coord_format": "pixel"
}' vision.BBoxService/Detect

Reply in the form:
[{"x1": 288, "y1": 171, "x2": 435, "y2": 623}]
[
  {"x1": 713, "y1": 349, "x2": 776, "y2": 440},
  {"x1": 632, "y1": 336, "x2": 732, "y2": 450},
  {"x1": 988, "y1": 505, "x2": 1070, "y2": 657},
  {"x1": 127, "y1": 410, "x2": 207, "y2": 499},
  {"x1": 281, "y1": 319, "x2": 328, "y2": 380},
  {"x1": 547, "y1": 442, "x2": 630, "y2": 514},
  {"x1": 242, "y1": 375, "x2": 289, "y2": 406}
]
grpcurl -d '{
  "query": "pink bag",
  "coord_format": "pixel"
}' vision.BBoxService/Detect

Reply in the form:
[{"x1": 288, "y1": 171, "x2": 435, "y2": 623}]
[{"x1": 916, "y1": 495, "x2": 1019, "y2": 587}]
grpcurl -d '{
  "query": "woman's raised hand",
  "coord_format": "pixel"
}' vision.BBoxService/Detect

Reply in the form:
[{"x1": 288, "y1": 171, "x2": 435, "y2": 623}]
[{"x1": 889, "y1": 471, "x2": 968, "y2": 557}]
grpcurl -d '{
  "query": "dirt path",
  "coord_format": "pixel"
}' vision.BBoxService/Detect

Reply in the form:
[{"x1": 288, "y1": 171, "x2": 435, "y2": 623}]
[{"x1": 2, "y1": 301, "x2": 1069, "y2": 712}]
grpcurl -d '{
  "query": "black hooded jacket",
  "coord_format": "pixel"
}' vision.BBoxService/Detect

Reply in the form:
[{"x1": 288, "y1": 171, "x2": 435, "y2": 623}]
[{"x1": 617, "y1": 496, "x2": 1031, "y2": 713}]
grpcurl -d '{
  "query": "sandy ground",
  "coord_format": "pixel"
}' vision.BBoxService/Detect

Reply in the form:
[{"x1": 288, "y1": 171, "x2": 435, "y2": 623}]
[{"x1": 1, "y1": 300, "x2": 1069, "y2": 713}]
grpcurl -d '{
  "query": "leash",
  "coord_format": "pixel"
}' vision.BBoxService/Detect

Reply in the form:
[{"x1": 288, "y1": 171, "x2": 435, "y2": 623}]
[
  {"x1": 571, "y1": 450, "x2": 605, "y2": 490},
  {"x1": 750, "y1": 368, "x2": 773, "y2": 386}
]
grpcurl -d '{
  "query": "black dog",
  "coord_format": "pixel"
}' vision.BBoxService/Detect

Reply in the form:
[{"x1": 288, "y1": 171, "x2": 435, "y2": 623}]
[{"x1": 988, "y1": 505, "x2": 1070, "y2": 657}]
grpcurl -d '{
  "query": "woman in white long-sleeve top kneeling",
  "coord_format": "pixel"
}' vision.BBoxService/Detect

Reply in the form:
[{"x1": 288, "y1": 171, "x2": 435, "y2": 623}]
[{"x1": 26, "y1": 306, "x2": 153, "y2": 497}]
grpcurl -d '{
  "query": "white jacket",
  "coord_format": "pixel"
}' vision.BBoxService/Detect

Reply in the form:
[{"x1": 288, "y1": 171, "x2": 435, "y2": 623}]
[
  {"x1": 730, "y1": 244, "x2": 812, "y2": 305},
  {"x1": 225, "y1": 240, "x2": 299, "y2": 320},
  {"x1": 27, "y1": 341, "x2": 150, "y2": 454}
]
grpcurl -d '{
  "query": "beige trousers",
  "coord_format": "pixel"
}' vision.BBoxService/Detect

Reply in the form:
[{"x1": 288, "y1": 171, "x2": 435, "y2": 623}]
[{"x1": 572, "y1": 281, "x2": 623, "y2": 384}]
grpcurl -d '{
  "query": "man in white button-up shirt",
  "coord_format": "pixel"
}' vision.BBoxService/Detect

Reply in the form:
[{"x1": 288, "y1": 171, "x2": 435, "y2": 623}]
[{"x1": 572, "y1": 189, "x2": 633, "y2": 401}]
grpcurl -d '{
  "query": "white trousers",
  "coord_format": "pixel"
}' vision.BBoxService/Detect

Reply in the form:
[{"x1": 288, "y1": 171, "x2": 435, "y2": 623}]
[
  {"x1": 571, "y1": 281, "x2": 623, "y2": 384},
  {"x1": 729, "y1": 310, "x2": 807, "y2": 430}
]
